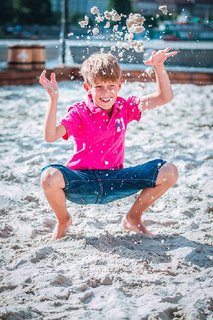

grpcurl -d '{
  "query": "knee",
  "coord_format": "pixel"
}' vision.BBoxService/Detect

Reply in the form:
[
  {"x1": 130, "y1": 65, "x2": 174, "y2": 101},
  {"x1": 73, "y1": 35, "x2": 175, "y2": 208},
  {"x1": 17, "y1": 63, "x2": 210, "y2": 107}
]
[
  {"x1": 158, "y1": 163, "x2": 179, "y2": 186},
  {"x1": 41, "y1": 168, "x2": 65, "y2": 190},
  {"x1": 163, "y1": 163, "x2": 179, "y2": 185}
]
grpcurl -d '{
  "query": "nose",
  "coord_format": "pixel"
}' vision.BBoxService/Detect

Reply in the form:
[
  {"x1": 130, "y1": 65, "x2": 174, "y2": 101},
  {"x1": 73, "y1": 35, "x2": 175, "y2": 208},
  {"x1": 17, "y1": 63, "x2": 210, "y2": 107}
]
[
  {"x1": 101, "y1": 86, "x2": 111, "y2": 94},
  {"x1": 107, "y1": 86, "x2": 115, "y2": 93}
]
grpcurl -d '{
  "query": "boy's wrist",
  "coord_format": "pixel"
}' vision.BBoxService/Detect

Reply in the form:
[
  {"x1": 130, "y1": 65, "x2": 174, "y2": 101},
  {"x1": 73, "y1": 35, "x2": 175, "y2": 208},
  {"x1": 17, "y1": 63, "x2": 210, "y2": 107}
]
[
  {"x1": 50, "y1": 95, "x2": 59, "y2": 102},
  {"x1": 153, "y1": 64, "x2": 166, "y2": 72}
]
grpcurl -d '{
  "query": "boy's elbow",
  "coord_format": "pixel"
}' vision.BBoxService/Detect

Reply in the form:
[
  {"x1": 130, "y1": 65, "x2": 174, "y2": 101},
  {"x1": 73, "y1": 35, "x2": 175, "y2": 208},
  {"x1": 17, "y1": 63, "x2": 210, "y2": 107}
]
[
  {"x1": 170, "y1": 91, "x2": 174, "y2": 101},
  {"x1": 44, "y1": 134, "x2": 56, "y2": 143},
  {"x1": 164, "y1": 91, "x2": 173, "y2": 104},
  {"x1": 167, "y1": 93, "x2": 173, "y2": 103}
]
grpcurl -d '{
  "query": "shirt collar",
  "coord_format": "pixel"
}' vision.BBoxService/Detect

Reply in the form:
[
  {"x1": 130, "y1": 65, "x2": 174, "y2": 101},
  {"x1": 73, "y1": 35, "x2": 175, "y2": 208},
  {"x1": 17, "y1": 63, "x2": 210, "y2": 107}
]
[{"x1": 86, "y1": 94, "x2": 123, "y2": 114}]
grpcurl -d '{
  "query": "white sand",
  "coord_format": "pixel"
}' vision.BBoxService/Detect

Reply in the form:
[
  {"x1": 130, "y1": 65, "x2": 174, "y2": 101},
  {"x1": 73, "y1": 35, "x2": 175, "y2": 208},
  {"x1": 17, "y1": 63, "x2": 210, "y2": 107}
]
[{"x1": 0, "y1": 81, "x2": 212, "y2": 319}]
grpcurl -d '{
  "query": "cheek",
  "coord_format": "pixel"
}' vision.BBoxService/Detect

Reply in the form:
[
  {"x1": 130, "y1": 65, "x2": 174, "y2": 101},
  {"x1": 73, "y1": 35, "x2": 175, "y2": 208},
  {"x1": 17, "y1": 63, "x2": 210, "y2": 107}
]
[
  {"x1": 90, "y1": 90, "x2": 98, "y2": 97},
  {"x1": 92, "y1": 92, "x2": 101, "y2": 100},
  {"x1": 94, "y1": 91, "x2": 101, "y2": 97},
  {"x1": 92, "y1": 89, "x2": 100, "y2": 94},
  {"x1": 112, "y1": 89, "x2": 119, "y2": 96}
]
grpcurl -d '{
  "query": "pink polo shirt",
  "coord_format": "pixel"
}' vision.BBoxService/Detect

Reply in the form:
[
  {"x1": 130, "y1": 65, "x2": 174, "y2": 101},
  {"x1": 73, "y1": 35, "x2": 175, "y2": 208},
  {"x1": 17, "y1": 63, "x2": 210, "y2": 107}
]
[{"x1": 60, "y1": 95, "x2": 141, "y2": 170}]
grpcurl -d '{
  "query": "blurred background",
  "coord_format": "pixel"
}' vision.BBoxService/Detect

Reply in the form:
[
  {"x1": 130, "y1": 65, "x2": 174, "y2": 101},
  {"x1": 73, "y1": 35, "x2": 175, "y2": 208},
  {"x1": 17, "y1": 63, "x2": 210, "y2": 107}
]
[
  {"x1": 1, "y1": 0, "x2": 212, "y2": 41},
  {"x1": 0, "y1": 0, "x2": 213, "y2": 71}
]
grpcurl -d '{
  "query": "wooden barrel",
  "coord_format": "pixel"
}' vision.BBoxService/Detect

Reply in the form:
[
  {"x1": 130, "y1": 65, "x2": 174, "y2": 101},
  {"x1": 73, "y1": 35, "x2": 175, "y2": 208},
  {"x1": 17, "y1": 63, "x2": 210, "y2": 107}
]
[
  {"x1": 7, "y1": 45, "x2": 32, "y2": 70},
  {"x1": 31, "y1": 45, "x2": 45, "y2": 70}
]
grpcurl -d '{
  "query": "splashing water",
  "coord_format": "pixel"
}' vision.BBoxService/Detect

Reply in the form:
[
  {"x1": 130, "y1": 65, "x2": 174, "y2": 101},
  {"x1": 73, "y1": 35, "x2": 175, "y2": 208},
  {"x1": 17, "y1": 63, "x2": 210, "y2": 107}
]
[
  {"x1": 78, "y1": 7, "x2": 148, "y2": 63},
  {"x1": 126, "y1": 13, "x2": 146, "y2": 33},
  {"x1": 159, "y1": 5, "x2": 168, "y2": 15},
  {"x1": 92, "y1": 27, "x2": 100, "y2": 35},
  {"x1": 90, "y1": 6, "x2": 100, "y2": 16},
  {"x1": 79, "y1": 16, "x2": 89, "y2": 28}
]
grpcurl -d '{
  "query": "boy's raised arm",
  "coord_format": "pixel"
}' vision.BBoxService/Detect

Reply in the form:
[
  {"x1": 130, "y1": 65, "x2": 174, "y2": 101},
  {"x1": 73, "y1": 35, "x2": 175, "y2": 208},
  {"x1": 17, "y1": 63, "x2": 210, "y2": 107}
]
[
  {"x1": 39, "y1": 70, "x2": 66, "y2": 142},
  {"x1": 139, "y1": 48, "x2": 177, "y2": 112}
]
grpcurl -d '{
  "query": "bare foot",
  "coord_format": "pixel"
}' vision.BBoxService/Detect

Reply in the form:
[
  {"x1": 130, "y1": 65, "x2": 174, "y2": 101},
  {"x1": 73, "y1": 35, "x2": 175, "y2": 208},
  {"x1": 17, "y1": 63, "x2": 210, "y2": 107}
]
[
  {"x1": 121, "y1": 216, "x2": 154, "y2": 237},
  {"x1": 51, "y1": 216, "x2": 72, "y2": 240}
]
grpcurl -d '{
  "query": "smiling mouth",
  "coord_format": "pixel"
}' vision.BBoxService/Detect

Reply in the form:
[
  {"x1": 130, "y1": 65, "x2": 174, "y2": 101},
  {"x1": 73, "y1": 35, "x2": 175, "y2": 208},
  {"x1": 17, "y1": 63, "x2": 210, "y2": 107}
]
[{"x1": 100, "y1": 98, "x2": 113, "y2": 103}]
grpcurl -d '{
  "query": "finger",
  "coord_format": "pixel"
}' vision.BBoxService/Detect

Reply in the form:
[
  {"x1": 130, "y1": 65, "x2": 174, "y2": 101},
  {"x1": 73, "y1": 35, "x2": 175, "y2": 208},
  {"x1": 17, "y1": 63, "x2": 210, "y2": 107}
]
[
  {"x1": 51, "y1": 72, "x2": 56, "y2": 83},
  {"x1": 39, "y1": 74, "x2": 50, "y2": 87},
  {"x1": 39, "y1": 76, "x2": 48, "y2": 85},
  {"x1": 40, "y1": 69, "x2": 46, "y2": 79},
  {"x1": 166, "y1": 51, "x2": 178, "y2": 57},
  {"x1": 39, "y1": 77, "x2": 46, "y2": 85},
  {"x1": 39, "y1": 70, "x2": 47, "y2": 83},
  {"x1": 40, "y1": 79, "x2": 48, "y2": 88},
  {"x1": 144, "y1": 59, "x2": 152, "y2": 65},
  {"x1": 164, "y1": 48, "x2": 171, "y2": 53},
  {"x1": 156, "y1": 50, "x2": 165, "y2": 56}
]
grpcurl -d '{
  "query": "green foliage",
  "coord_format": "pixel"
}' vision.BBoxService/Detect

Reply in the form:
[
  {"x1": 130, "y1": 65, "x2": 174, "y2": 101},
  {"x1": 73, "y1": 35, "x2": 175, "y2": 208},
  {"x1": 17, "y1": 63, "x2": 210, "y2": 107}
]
[
  {"x1": 143, "y1": 15, "x2": 158, "y2": 29},
  {"x1": 0, "y1": 0, "x2": 54, "y2": 25},
  {"x1": 69, "y1": 12, "x2": 84, "y2": 25},
  {"x1": 14, "y1": 0, "x2": 53, "y2": 24},
  {"x1": 108, "y1": 0, "x2": 132, "y2": 15},
  {"x1": 0, "y1": 2, "x2": 13, "y2": 24}
]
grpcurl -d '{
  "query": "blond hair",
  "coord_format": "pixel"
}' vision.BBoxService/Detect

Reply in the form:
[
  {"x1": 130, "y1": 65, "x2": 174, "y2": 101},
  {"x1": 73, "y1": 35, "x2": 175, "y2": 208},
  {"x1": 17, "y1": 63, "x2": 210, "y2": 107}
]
[{"x1": 80, "y1": 52, "x2": 122, "y2": 86}]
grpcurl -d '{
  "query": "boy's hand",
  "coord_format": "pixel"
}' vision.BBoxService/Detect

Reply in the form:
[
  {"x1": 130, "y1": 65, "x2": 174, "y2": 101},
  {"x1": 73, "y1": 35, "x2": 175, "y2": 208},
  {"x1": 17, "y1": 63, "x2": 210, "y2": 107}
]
[
  {"x1": 144, "y1": 48, "x2": 177, "y2": 67},
  {"x1": 39, "y1": 70, "x2": 59, "y2": 99}
]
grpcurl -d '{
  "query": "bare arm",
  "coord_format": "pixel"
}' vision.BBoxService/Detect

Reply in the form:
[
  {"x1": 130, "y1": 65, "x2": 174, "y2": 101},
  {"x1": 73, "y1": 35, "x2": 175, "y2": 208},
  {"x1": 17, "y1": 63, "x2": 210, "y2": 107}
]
[
  {"x1": 39, "y1": 70, "x2": 66, "y2": 142},
  {"x1": 140, "y1": 48, "x2": 177, "y2": 112}
]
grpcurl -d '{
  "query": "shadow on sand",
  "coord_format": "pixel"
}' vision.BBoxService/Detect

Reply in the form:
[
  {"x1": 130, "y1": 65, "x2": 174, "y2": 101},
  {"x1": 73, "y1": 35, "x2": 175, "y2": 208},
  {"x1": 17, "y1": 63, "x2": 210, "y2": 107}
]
[{"x1": 80, "y1": 233, "x2": 213, "y2": 268}]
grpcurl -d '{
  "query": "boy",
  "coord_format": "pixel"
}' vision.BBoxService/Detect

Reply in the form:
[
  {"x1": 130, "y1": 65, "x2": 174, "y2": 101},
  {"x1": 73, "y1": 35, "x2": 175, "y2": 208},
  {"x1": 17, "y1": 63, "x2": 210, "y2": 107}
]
[{"x1": 40, "y1": 48, "x2": 178, "y2": 240}]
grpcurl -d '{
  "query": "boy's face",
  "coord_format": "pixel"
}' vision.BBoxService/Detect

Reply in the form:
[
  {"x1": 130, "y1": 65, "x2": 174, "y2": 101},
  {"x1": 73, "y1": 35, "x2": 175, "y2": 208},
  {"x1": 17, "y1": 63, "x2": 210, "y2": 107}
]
[{"x1": 84, "y1": 80, "x2": 122, "y2": 114}]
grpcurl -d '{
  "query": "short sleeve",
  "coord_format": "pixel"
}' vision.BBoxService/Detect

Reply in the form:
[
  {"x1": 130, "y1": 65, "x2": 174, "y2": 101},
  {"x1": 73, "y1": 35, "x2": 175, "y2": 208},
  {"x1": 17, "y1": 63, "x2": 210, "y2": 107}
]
[
  {"x1": 60, "y1": 106, "x2": 82, "y2": 140},
  {"x1": 126, "y1": 96, "x2": 142, "y2": 123}
]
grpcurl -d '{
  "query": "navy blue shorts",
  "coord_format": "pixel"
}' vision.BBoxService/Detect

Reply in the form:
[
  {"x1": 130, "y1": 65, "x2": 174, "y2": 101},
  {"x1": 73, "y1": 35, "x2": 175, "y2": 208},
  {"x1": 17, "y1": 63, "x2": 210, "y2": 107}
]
[{"x1": 41, "y1": 159, "x2": 166, "y2": 205}]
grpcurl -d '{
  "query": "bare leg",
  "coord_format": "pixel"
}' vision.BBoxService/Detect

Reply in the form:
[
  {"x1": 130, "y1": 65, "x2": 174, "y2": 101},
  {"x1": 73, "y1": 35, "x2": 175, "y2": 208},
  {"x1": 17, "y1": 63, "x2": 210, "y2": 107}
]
[
  {"x1": 122, "y1": 163, "x2": 178, "y2": 236},
  {"x1": 41, "y1": 168, "x2": 72, "y2": 240}
]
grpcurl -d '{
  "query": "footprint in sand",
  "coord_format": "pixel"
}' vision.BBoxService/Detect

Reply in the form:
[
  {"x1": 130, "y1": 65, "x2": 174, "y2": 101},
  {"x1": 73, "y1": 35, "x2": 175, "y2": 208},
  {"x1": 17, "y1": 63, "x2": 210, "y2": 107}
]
[
  {"x1": 80, "y1": 290, "x2": 94, "y2": 304},
  {"x1": 24, "y1": 195, "x2": 39, "y2": 203},
  {"x1": 30, "y1": 246, "x2": 54, "y2": 263},
  {"x1": 0, "y1": 223, "x2": 14, "y2": 238},
  {"x1": 50, "y1": 274, "x2": 72, "y2": 287}
]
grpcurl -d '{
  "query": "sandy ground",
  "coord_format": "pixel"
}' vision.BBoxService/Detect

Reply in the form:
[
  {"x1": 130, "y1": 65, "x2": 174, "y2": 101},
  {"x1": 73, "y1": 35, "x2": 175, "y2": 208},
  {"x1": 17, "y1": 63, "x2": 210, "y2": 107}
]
[{"x1": 0, "y1": 81, "x2": 212, "y2": 320}]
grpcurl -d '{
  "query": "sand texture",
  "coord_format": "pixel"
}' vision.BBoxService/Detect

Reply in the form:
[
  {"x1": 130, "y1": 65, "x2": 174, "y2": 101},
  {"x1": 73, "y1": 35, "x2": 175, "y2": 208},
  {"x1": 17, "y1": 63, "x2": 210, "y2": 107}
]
[{"x1": 0, "y1": 82, "x2": 212, "y2": 319}]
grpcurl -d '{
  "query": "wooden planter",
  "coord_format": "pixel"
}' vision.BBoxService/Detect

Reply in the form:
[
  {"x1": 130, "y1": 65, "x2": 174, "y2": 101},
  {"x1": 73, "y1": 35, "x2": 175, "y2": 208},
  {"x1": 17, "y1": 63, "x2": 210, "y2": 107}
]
[
  {"x1": 31, "y1": 45, "x2": 45, "y2": 70},
  {"x1": 8, "y1": 45, "x2": 33, "y2": 70},
  {"x1": 7, "y1": 45, "x2": 45, "y2": 71}
]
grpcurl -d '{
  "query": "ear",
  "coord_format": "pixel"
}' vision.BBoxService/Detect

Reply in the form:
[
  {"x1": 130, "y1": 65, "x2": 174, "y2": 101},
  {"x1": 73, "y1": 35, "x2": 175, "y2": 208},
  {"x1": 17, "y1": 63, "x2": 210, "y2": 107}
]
[
  {"x1": 84, "y1": 82, "x2": 90, "y2": 92},
  {"x1": 118, "y1": 80, "x2": 122, "y2": 91}
]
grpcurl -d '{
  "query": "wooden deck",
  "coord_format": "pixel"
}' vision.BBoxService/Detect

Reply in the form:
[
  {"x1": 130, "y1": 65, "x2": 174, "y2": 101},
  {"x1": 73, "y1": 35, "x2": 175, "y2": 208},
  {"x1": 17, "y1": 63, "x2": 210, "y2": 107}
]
[{"x1": 0, "y1": 66, "x2": 212, "y2": 86}]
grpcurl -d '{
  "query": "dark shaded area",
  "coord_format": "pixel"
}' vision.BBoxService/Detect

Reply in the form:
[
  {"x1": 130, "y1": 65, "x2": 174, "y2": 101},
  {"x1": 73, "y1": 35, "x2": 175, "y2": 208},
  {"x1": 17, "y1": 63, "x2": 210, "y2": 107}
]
[{"x1": 84, "y1": 233, "x2": 213, "y2": 268}]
